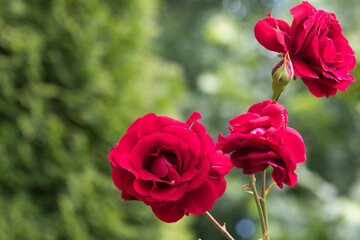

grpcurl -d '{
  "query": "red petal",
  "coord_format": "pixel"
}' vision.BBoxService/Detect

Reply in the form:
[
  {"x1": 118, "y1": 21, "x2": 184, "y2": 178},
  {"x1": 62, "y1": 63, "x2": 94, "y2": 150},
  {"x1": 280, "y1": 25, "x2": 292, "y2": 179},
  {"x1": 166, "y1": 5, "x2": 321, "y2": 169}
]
[
  {"x1": 281, "y1": 128, "x2": 306, "y2": 163},
  {"x1": 191, "y1": 121, "x2": 207, "y2": 138},
  {"x1": 117, "y1": 130, "x2": 138, "y2": 153},
  {"x1": 127, "y1": 118, "x2": 140, "y2": 132},
  {"x1": 112, "y1": 165, "x2": 138, "y2": 200},
  {"x1": 167, "y1": 167, "x2": 181, "y2": 185},
  {"x1": 210, "y1": 151, "x2": 233, "y2": 176},
  {"x1": 290, "y1": 1, "x2": 316, "y2": 26},
  {"x1": 229, "y1": 113, "x2": 260, "y2": 132},
  {"x1": 150, "y1": 183, "x2": 178, "y2": 201},
  {"x1": 183, "y1": 180, "x2": 217, "y2": 215},
  {"x1": 299, "y1": 29, "x2": 319, "y2": 65},
  {"x1": 319, "y1": 36, "x2": 337, "y2": 63},
  {"x1": 186, "y1": 158, "x2": 209, "y2": 191},
  {"x1": 292, "y1": 59, "x2": 319, "y2": 79},
  {"x1": 248, "y1": 99, "x2": 273, "y2": 114},
  {"x1": 134, "y1": 178, "x2": 154, "y2": 196},
  {"x1": 136, "y1": 113, "x2": 161, "y2": 138},
  {"x1": 180, "y1": 166, "x2": 197, "y2": 181},
  {"x1": 271, "y1": 168, "x2": 286, "y2": 189},
  {"x1": 254, "y1": 15, "x2": 290, "y2": 53},
  {"x1": 162, "y1": 126, "x2": 200, "y2": 156},
  {"x1": 168, "y1": 183, "x2": 188, "y2": 201},
  {"x1": 186, "y1": 111, "x2": 201, "y2": 126},
  {"x1": 302, "y1": 77, "x2": 337, "y2": 97},
  {"x1": 317, "y1": 74, "x2": 355, "y2": 92},
  {"x1": 208, "y1": 175, "x2": 227, "y2": 198},
  {"x1": 290, "y1": 5, "x2": 316, "y2": 55},
  {"x1": 119, "y1": 154, "x2": 138, "y2": 177},
  {"x1": 151, "y1": 202, "x2": 185, "y2": 223}
]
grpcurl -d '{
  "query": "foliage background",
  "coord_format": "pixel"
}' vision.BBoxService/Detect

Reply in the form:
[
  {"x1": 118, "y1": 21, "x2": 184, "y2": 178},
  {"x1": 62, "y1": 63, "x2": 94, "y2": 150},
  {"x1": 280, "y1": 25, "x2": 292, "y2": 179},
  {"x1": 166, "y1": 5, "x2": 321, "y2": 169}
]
[{"x1": 0, "y1": 0, "x2": 359, "y2": 239}]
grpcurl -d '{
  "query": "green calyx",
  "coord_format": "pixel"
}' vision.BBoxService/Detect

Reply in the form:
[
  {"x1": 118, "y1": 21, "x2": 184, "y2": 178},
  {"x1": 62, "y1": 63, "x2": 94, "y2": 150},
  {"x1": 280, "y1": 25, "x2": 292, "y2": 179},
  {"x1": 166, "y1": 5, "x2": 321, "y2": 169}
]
[{"x1": 271, "y1": 53, "x2": 294, "y2": 101}]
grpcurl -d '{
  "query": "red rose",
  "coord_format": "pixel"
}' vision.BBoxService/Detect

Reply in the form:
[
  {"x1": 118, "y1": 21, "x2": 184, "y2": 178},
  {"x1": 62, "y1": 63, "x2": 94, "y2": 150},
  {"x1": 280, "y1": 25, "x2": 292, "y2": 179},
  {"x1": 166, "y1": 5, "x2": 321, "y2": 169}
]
[
  {"x1": 109, "y1": 112, "x2": 232, "y2": 223},
  {"x1": 254, "y1": 1, "x2": 356, "y2": 97},
  {"x1": 216, "y1": 100, "x2": 306, "y2": 188}
]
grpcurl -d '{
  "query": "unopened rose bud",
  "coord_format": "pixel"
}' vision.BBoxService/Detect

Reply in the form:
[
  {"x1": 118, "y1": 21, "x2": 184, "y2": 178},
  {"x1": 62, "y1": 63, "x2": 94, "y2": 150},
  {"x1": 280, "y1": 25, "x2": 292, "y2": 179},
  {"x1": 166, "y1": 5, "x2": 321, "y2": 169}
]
[{"x1": 271, "y1": 53, "x2": 294, "y2": 100}]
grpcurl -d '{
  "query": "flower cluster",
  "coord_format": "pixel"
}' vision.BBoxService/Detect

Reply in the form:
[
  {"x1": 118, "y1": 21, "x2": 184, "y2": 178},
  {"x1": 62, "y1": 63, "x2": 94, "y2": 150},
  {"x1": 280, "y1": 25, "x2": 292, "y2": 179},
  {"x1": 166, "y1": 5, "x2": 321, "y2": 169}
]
[
  {"x1": 108, "y1": 101, "x2": 306, "y2": 222},
  {"x1": 108, "y1": 2, "x2": 355, "y2": 234}
]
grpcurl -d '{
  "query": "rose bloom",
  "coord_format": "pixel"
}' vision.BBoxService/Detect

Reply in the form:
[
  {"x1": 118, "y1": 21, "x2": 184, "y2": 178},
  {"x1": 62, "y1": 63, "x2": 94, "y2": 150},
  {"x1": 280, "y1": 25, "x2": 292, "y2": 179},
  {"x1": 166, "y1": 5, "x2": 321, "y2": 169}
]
[
  {"x1": 108, "y1": 112, "x2": 232, "y2": 223},
  {"x1": 254, "y1": 1, "x2": 356, "y2": 97},
  {"x1": 216, "y1": 100, "x2": 306, "y2": 188}
]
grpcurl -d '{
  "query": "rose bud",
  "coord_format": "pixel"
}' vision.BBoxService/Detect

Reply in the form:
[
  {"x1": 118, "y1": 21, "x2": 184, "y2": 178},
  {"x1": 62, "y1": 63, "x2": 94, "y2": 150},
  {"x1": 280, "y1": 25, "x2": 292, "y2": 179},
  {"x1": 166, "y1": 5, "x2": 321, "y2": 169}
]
[{"x1": 271, "y1": 53, "x2": 294, "y2": 100}]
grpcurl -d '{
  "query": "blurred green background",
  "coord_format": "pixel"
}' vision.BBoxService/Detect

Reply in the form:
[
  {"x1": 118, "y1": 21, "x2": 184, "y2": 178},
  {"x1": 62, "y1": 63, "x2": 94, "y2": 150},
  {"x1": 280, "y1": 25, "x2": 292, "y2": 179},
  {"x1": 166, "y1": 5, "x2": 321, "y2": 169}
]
[{"x1": 0, "y1": 0, "x2": 359, "y2": 239}]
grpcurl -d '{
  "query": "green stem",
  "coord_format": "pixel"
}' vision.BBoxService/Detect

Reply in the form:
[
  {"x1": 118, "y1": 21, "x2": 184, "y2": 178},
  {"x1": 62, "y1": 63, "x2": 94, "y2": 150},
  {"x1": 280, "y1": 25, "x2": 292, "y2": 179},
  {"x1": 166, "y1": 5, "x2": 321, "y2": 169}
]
[
  {"x1": 249, "y1": 175, "x2": 267, "y2": 236},
  {"x1": 260, "y1": 198, "x2": 269, "y2": 237},
  {"x1": 261, "y1": 171, "x2": 269, "y2": 234},
  {"x1": 261, "y1": 170, "x2": 266, "y2": 199},
  {"x1": 204, "y1": 211, "x2": 235, "y2": 240},
  {"x1": 265, "y1": 182, "x2": 276, "y2": 197}
]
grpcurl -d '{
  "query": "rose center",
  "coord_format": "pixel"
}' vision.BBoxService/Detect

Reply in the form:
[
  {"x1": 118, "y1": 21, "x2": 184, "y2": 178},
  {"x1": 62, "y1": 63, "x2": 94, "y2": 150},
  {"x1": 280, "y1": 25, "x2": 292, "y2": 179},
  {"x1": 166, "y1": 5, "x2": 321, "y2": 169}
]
[{"x1": 150, "y1": 153, "x2": 178, "y2": 181}]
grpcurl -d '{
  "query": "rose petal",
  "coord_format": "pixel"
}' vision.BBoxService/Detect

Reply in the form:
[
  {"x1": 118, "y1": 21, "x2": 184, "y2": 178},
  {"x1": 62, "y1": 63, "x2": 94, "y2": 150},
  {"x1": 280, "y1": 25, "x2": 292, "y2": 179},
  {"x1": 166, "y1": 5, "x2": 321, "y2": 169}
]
[
  {"x1": 254, "y1": 14, "x2": 290, "y2": 53},
  {"x1": 134, "y1": 178, "x2": 154, "y2": 196},
  {"x1": 271, "y1": 168, "x2": 286, "y2": 189},
  {"x1": 136, "y1": 113, "x2": 161, "y2": 138},
  {"x1": 150, "y1": 183, "x2": 178, "y2": 201},
  {"x1": 230, "y1": 113, "x2": 260, "y2": 132},
  {"x1": 186, "y1": 158, "x2": 209, "y2": 191},
  {"x1": 117, "y1": 130, "x2": 138, "y2": 153},
  {"x1": 183, "y1": 180, "x2": 216, "y2": 215},
  {"x1": 208, "y1": 175, "x2": 227, "y2": 198},
  {"x1": 291, "y1": 15, "x2": 315, "y2": 55},
  {"x1": 317, "y1": 74, "x2": 355, "y2": 92},
  {"x1": 168, "y1": 167, "x2": 181, "y2": 185},
  {"x1": 302, "y1": 77, "x2": 338, "y2": 97},
  {"x1": 280, "y1": 128, "x2": 306, "y2": 163},
  {"x1": 112, "y1": 165, "x2": 138, "y2": 200},
  {"x1": 319, "y1": 36, "x2": 337, "y2": 63},
  {"x1": 139, "y1": 169, "x2": 161, "y2": 181},
  {"x1": 191, "y1": 120, "x2": 207, "y2": 138},
  {"x1": 248, "y1": 100, "x2": 273, "y2": 114},
  {"x1": 180, "y1": 165, "x2": 197, "y2": 181},
  {"x1": 186, "y1": 111, "x2": 202, "y2": 126},
  {"x1": 292, "y1": 59, "x2": 319, "y2": 79},
  {"x1": 290, "y1": 1, "x2": 316, "y2": 27},
  {"x1": 152, "y1": 202, "x2": 185, "y2": 223},
  {"x1": 168, "y1": 182, "x2": 188, "y2": 201},
  {"x1": 119, "y1": 154, "x2": 138, "y2": 177},
  {"x1": 300, "y1": 29, "x2": 319, "y2": 64},
  {"x1": 126, "y1": 118, "x2": 140, "y2": 132},
  {"x1": 210, "y1": 151, "x2": 233, "y2": 176},
  {"x1": 162, "y1": 126, "x2": 200, "y2": 156}
]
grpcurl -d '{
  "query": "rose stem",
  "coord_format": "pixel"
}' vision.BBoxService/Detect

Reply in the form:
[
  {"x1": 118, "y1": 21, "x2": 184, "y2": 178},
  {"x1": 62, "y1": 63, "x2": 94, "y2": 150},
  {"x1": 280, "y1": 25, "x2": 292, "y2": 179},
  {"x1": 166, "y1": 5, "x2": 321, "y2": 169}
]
[
  {"x1": 204, "y1": 211, "x2": 235, "y2": 240},
  {"x1": 261, "y1": 170, "x2": 266, "y2": 199},
  {"x1": 249, "y1": 174, "x2": 268, "y2": 239},
  {"x1": 261, "y1": 170, "x2": 269, "y2": 236}
]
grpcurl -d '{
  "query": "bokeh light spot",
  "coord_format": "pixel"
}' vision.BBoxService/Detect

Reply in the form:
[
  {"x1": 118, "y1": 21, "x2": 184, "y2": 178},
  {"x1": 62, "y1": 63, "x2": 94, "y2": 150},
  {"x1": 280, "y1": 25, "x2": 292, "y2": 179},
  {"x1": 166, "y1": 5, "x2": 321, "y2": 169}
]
[{"x1": 235, "y1": 218, "x2": 256, "y2": 239}]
